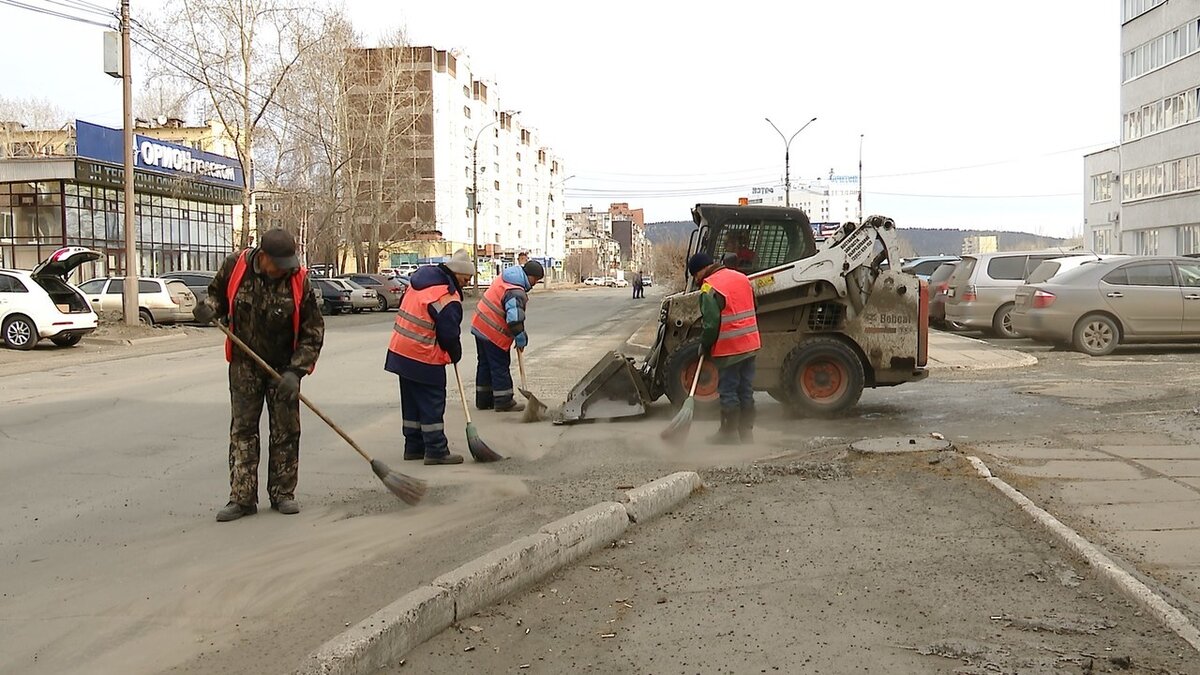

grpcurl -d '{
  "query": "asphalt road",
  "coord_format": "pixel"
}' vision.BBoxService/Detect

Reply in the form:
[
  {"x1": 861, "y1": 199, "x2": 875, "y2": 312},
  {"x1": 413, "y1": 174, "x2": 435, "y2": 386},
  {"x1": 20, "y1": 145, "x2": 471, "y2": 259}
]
[{"x1": 0, "y1": 285, "x2": 658, "y2": 675}]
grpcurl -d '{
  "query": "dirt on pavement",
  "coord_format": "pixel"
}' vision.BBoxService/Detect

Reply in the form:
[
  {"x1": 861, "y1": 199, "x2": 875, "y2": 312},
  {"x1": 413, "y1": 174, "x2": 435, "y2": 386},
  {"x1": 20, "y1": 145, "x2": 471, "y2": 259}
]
[{"x1": 399, "y1": 451, "x2": 1199, "y2": 674}]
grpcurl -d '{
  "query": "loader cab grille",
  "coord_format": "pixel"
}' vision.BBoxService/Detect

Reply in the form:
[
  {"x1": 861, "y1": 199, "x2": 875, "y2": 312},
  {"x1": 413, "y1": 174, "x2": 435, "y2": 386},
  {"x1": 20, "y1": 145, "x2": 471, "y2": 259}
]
[
  {"x1": 705, "y1": 219, "x2": 815, "y2": 275},
  {"x1": 807, "y1": 302, "x2": 845, "y2": 331}
]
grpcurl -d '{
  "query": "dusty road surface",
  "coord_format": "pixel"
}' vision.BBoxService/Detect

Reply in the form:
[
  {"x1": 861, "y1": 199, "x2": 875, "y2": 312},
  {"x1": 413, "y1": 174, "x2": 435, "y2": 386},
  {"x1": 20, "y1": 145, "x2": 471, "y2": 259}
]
[
  {"x1": 4, "y1": 290, "x2": 1200, "y2": 674},
  {"x1": 401, "y1": 453, "x2": 1198, "y2": 674}
]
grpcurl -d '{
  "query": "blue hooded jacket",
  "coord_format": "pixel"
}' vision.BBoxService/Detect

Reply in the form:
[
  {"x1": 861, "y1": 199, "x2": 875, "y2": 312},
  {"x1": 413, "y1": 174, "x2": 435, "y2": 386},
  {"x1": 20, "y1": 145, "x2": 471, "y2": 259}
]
[
  {"x1": 471, "y1": 264, "x2": 532, "y2": 349},
  {"x1": 385, "y1": 264, "x2": 464, "y2": 385}
]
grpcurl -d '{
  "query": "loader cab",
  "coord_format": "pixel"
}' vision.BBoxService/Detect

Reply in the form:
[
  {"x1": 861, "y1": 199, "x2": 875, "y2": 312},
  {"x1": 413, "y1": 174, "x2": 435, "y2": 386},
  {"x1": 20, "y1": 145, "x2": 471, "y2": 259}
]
[{"x1": 687, "y1": 204, "x2": 817, "y2": 289}]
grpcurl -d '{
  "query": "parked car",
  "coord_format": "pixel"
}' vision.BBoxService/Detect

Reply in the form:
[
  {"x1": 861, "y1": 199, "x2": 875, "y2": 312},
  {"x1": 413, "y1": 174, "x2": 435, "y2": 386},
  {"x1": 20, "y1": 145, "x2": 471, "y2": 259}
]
[
  {"x1": 311, "y1": 278, "x2": 352, "y2": 315},
  {"x1": 1012, "y1": 256, "x2": 1200, "y2": 356},
  {"x1": 334, "y1": 278, "x2": 378, "y2": 312},
  {"x1": 945, "y1": 250, "x2": 1092, "y2": 338},
  {"x1": 607, "y1": 277, "x2": 629, "y2": 288},
  {"x1": 900, "y1": 255, "x2": 961, "y2": 281},
  {"x1": 381, "y1": 264, "x2": 419, "y2": 277},
  {"x1": 642, "y1": 273, "x2": 653, "y2": 287},
  {"x1": 583, "y1": 276, "x2": 605, "y2": 286},
  {"x1": 0, "y1": 247, "x2": 100, "y2": 350},
  {"x1": 77, "y1": 276, "x2": 197, "y2": 326},
  {"x1": 161, "y1": 270, "x2": 216, "y2": 304},
  {"x1": 1024, "y1": 255, "x2": 1127, "y2": 285},
  {"x1": 341, "y1": 273, "x2": 405, "y2": 310},
  {"x1": 927, "y1": 262, "x2": 962, "y2": 329}
]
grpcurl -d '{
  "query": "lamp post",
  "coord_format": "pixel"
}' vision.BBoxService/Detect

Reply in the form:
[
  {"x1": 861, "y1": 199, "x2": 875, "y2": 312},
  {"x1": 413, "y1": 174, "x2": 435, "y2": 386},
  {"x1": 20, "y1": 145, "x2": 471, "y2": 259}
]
[
  {"x1": 764, "y1": 116, "x2": 817, "y2": 207},
  {"x1": 471, "y1": 109, "x2": 519, "y2": 288},
  {"x1": 543, "y1": 174, "x2": 575, "y2": 286}
]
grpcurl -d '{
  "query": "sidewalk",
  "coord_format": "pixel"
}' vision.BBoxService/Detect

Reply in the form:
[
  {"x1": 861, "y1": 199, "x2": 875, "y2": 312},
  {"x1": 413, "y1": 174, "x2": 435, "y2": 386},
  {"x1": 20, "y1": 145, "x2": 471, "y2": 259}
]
[
  {"x1": 397, "y1": 454, "x2": 1198, "y2": 673},
  {"x1": 927, "y1": 330, "x2": 1037, "y2": 371}
]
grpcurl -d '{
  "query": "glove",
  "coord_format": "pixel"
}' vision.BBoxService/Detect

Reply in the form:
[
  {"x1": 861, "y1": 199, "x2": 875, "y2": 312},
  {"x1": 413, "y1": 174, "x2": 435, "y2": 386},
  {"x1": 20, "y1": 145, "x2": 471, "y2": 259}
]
[
  {"x1": 448, "y1": 342, "x2": 462, "y2": 364},
  {"x1": 193, "y1": 302, "x2": 217, "y2": 324},
  {"x1": 277, "y1": 371, "x2": 301, "y2": 401},
  {"x1": 514, "y1": 331, "x2": 528, "y2": 350}
]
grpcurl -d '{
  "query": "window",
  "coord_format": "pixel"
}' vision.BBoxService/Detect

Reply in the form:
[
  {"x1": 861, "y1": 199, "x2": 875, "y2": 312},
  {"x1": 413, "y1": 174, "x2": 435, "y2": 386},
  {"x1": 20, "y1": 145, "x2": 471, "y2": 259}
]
[
  {"x1": 1124, "y1": 16, "x2": 1200, "y2": 81},
  {"x1": 1093, "y1": 229, "x2": 1112, "y2": 255},
  {"x1": 986, "y1": 256, "x2": 1028, "y2": 281},
  {"x1": 463, "y1": 105, "x2": 471, "y2": 119},
  {"x1": 1135, "y1": 229, "x2": 1160, "y2": 254},
  {"x1": 1177, "y1": 262, "x2": 1200, "y2": 287},
  {"x1": 0, "y1": 274, "x2": 27, "y2": 293},
  {"x1": 1124, "y1": 262, "x2": 1175, "y2": 286},
  {"x1": 1181, "y1": 225, "x2": 1200, "y2": 254},
  {"x1": 78, "y1": 279, "x2": 105, "y2": 294},
  {"x1": 1091, "y1": 173, "x2": 1113, "y2": 202}
]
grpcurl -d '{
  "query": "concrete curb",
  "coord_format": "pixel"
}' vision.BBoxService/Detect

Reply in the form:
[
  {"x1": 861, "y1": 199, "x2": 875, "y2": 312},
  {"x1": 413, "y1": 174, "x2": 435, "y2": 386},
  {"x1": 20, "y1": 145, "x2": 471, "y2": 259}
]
[
  {"x1": 295, "y1": 472, "x2": 703, "y2": 675},
  {"x1": 966, "y1": 456, "x2": 1200, "y2": 654}
]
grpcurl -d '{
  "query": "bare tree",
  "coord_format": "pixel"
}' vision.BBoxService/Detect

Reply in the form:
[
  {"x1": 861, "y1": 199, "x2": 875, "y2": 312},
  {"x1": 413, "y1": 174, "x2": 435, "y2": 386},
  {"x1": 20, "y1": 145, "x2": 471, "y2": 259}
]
[
  {"x1": 650, "y1": 238, "x2": 690, "y2": 293},
  {"x1": 134, "y1": 79, "x2": 197, "y2": 123},
  {"x1": 147, "y1": 0, "x2": 326, "y2": 248},
  {"x1": 0, "y1": 96, "x2": 71, "y2": 158}
]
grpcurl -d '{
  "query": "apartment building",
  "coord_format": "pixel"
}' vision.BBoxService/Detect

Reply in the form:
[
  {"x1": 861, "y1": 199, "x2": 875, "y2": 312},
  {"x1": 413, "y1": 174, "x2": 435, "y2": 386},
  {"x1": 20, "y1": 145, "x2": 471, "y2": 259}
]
[
  {"x1": 746, "y1": 174, "x2": 860, "y2": 224},
  {"x1": 1086, "y1": 1, "x2": 1200, "y2": 255}
]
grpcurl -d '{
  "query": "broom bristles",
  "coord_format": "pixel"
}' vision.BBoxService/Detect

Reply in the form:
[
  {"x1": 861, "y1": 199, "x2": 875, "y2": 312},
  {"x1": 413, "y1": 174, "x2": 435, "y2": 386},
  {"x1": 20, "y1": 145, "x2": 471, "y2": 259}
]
[
  {"x1": 660, "y1": 398, "x2": 695, "y2": 442},
  {"x1": 521, "y1": 393, "x2": 548, "y2": 423},
  {"x1": 466, "y1": 423, "x2": 505, "y2": 462},
  {"x1": 370, "y1": 458, "x2": 427, "y2": 505}
]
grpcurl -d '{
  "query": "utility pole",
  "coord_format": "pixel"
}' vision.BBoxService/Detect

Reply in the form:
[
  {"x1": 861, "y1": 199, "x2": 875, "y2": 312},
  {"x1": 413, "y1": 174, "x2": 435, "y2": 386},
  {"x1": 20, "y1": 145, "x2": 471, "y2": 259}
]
[
  {"x1": 765, "y1": 117, "x2": 816, "y2": 207},
  {"x1": 470, "y1": 110, "x2": 518, "y2": 290},
  {"x1": 120, "y1": 0, "x2": 139, "y2": 326},
  {"x1": 858, "y1": 134, "x2": 864, "y2": 223}
]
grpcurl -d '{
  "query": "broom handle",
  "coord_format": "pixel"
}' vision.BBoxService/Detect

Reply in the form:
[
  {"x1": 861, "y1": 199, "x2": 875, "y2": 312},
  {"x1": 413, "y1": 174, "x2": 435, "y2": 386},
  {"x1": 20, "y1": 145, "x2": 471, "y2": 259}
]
[
  {"x1": 517, "y1": 348, "x2": 528, "y2": 390},
  {"x1": 214, "y1": 321, "x2": 372, "y2": 463},
  {"x1": 689, "y1": 353, "x2": 705, "y2": 397},
  {"x1": 452, "y1": 363, "x2": 473, "y2": 425}
]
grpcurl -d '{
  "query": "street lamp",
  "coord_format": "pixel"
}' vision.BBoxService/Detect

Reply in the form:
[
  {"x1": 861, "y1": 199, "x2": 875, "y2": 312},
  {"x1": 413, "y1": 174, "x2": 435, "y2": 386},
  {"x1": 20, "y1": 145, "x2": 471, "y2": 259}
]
[
  {"x1": 543, "y1": 173, "x2": 575, "y2": 284},
  {"x1": 765, "y1": 116, "x2": 817, "y2": 207},
  {"x1": 471, "y1": 109, "x2": 520, "y2": 288}
]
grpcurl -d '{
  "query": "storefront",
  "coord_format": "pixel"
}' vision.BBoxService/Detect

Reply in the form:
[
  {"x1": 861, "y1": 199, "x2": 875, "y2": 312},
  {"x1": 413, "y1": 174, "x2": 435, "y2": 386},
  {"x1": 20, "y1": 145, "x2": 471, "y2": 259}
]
[{"x1": 0, "y1": 120, "x2": 244, "y2": 281}]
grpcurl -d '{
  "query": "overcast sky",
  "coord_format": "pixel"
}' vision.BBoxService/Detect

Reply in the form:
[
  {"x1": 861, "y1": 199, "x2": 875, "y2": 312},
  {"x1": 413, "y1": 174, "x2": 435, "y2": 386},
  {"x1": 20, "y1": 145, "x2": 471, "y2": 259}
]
[{"x1": 1, "y1": 1, "x2": 1120, "y2": 236}]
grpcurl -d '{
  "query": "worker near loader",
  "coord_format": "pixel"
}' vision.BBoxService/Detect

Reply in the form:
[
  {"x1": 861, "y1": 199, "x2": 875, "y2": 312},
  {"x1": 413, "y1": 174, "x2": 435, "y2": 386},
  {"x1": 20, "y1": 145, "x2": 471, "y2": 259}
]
[
  {"x1": 687, "y1": 252, "x2": 760, "y2": 444},
  {"x1": 193, "y1": 228, "x2": 325, "y2": 522},
  {"x1": 384, "y1": 250, "x2": 476, "y2": 465},
  {"x1": 472, "y1": 259, "x2": 544, "y2": 413}
]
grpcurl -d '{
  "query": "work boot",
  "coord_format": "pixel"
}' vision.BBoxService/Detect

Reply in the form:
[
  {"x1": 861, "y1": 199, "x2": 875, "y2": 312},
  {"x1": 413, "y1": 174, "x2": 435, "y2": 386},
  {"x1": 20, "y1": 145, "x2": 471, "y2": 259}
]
[
  {"x1": 216, "y1": 502, "x2": 257, "y2": 522},
  {"x1": 424, "y1": 453, "x2": 465, "y2": 465},
  {"x1": 739, "y1": 406, "x2": 756, "y2": 444},
  {"x1": 271, "y1": 499, "x2": 300, "y2": 515},
  {"x1": 707, "y1": 408, "x2": 741, "y2": 445},
  {"x1": 403, "y1": 451, "x2": 424, "y2": 461},
  {"x1": 494, "y1": 400, "x2": 525, "y2": 413}
]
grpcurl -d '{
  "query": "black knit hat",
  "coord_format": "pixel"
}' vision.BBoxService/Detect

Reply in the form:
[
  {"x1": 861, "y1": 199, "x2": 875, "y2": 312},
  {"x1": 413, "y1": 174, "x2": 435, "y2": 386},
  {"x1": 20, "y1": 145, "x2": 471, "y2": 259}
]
[
  {"x1": 687, "y1": 252, "x2": 713, "y2": 276},
  {"x1": 523, "y1": 260, "x2": 545, "y2": 280}
]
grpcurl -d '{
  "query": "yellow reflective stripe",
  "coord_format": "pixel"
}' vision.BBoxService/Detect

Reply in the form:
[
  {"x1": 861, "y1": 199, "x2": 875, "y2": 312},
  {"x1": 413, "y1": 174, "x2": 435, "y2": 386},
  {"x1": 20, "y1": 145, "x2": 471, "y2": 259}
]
[
  {"x1": 396, "y1": 308, "x2": 435, "y2": 330},
  {"x1": 393, "y1": 322, "x2": 436, "y2": 345}
]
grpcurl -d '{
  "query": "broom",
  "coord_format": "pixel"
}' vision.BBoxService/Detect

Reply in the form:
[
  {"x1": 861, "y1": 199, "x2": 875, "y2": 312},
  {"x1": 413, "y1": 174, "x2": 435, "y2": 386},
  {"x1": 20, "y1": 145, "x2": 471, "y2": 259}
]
[
  {"x1": 516, "y1": 348, "x2": 547, "y2": 423},
  {"x1": 215, "y1": 322, "x2": 426, "y2": 505},
  {"x1": 661, "y1": 352, "x2": 705, "y2": 443},
  {"x1": 452, "y1": 363, "x2": 505, "y2": 462}
]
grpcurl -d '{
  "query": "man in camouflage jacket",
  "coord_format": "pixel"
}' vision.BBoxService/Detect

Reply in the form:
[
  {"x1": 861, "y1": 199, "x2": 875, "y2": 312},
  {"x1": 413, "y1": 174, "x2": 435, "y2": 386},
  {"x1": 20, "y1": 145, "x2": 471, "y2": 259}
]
[{"x1": 194, "y1": 229, "x2": 324, "y2": 522}]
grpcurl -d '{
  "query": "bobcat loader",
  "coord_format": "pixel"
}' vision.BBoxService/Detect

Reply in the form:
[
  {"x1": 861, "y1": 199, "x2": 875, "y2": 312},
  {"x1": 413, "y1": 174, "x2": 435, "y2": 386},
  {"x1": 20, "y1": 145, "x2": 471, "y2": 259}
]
[{"x1": 559, "y1": 204, "x2": 930, "y2": 423}]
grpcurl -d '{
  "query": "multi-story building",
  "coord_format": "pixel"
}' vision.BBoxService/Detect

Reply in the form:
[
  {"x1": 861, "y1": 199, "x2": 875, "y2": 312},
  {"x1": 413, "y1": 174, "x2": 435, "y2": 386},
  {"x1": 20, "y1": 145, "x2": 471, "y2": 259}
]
[
  {"x1": 608, "y1": 202, "x2": 651, "y2": 271},
  {"x1": 1086, "y1": 1, "x2": 1200, "y2": 255},
  {"x1": 345, "y1": 46, "x2": 566, "y2": 274},
  {"x1": 745, "y1": 174, "x2": 861, "y2": 224}
]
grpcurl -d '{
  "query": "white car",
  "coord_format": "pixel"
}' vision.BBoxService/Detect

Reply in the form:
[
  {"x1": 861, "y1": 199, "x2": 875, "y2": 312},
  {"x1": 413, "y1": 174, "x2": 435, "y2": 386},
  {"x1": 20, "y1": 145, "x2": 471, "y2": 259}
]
[
  {"x1": 583, "y1": 276, "x2": 605, "y2": 286},
  {"x1": 0, "y1": 246, "x2": 100, "y2": 350},
  {"x1": 324, "y1": 278, "x2": 378, "y2": 312},
  {"x1": 607, "y1": 278, "x2": 629, "y2": 288}
]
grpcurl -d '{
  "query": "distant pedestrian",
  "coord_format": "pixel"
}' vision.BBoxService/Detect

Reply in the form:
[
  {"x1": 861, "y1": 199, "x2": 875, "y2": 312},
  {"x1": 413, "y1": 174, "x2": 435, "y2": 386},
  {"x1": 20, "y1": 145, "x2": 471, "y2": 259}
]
[
  {"x1": 687, "y1": 252, "x2": 760, "y2": 445},
  {"x1": 472, "y1": 260, "x2": 544, "y2": 413},
  {"x1": 193, "y1": 228, "x2": 325, "y2": 521},
  {"x1": 518, "y1": 252, "x2": 529, "y2": 266},
  {"x1": 385, "y1": 250, "x2": 475, "y2": 465},
  {"x1": 632, "y1": 271, "x2": 643, "y2": 299}
]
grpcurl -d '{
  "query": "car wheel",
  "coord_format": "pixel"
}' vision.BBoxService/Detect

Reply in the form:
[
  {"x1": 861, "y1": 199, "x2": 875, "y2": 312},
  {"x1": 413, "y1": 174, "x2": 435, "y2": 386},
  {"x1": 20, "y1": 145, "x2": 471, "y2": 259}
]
[
  {"x1": 376, "y1": 296, "x2": 388, "y2": 312},
  {"x1": 1072, "y1": 314, "x2": 1120, "y2": 356},
  {"x1": 3, "y1": 314, "x2": 38, "y2": 350},
  {"x1": 663, "y1": 338, "x2": 721, "y2": 410},
  {"x1": 990, "y1": 303, "x2": 1022, "y2": 339},
  {"x1": 782, "y1": 337, "x2": 865, "y2": 418},
  {"x1": 139, "y1": 309, "x2": 155, "y2": 326},
  {"x1": 51, "y1": 333, "x2": 83, "y2": 347}
]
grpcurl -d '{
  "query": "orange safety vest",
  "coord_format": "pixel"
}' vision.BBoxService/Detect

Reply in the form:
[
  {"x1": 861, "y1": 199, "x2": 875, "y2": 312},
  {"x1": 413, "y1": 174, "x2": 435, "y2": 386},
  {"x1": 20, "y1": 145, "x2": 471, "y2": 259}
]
[
  {"x1": 703, "y1": 267, "x2": 761, "y2": 358},
  {"x1": 471, "y1": 276, "x2": 523, "y2": 350},
  {"x1": 388, "y1": 283, "x2": 460, "y2": 365},
  {"x1": 224, "y1": 250, "x2": 308, "y2": 365}
]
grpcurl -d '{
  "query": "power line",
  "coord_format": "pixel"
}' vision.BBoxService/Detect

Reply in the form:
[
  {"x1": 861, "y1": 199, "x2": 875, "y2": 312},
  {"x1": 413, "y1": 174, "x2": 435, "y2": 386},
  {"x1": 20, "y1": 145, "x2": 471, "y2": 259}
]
[
  {"x1": 0, "y1": 0, "x2": 115, "y2": 27},
  {"x1": 869, "y1": 191, "x2": 1081, "y2": 199}
]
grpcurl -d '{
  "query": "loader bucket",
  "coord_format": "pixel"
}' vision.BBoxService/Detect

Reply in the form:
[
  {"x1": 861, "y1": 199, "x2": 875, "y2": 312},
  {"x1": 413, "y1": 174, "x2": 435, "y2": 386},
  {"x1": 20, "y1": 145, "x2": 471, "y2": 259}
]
[{"x1": 557, "y1": 351, "x2": 652, "y2": 424}]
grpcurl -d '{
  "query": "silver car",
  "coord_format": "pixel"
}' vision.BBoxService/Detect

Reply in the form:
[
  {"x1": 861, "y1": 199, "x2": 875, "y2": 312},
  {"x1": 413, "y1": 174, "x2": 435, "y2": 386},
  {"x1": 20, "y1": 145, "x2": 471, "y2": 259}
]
[
  {"x1": 945, "y1": 250, "x2": 1092, "y2": 338},
  {"x1": 322, "y1": 278, "x2": 377, "y2": 313},
  {"x1": 77, "y1": 277, "x2": 197, "y2": 326},
  {"x1": 1012, "y1": 256, "x2": 1200, "y2": 356}
]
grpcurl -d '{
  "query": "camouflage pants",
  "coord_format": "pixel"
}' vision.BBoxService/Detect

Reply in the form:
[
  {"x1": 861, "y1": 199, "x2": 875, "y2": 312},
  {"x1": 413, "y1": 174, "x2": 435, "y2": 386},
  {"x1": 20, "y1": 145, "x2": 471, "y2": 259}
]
[{"x1": 228, "y1": 359, "x2": 300, "y2": 506}]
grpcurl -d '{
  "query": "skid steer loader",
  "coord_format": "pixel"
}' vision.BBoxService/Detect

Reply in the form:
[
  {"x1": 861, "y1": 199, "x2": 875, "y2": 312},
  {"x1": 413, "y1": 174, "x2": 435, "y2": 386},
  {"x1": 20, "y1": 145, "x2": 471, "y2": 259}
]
[{"x1": 559, "y1": 204, "x2": 929, "y2": 423}]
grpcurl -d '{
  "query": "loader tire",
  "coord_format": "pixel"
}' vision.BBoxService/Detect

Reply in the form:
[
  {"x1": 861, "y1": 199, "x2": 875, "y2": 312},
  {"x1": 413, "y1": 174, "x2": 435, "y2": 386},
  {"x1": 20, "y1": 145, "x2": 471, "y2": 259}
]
[
  {"x1": 782, "y1": 337, "x2": 865, "y2": 418},
  {"x1": 664, "y1": 338, "x2": 721, "y2": 409}
]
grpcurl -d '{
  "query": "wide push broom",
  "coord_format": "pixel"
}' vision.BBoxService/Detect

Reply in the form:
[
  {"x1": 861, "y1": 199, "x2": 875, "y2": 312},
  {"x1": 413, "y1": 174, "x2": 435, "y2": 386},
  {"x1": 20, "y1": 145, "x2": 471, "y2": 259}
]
[
  {"x1": 661, "y1": 353, "x2": 705, "y2": 444},
  {"x1": 214, "y1": 322, "x2": 426, "y2": 505},
  {"x1": 452, "y1": 364, "x2": 505, "y2": 462},
  {"x1": 516, "y1": 349, "x2": 548, "y2": 423}
]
